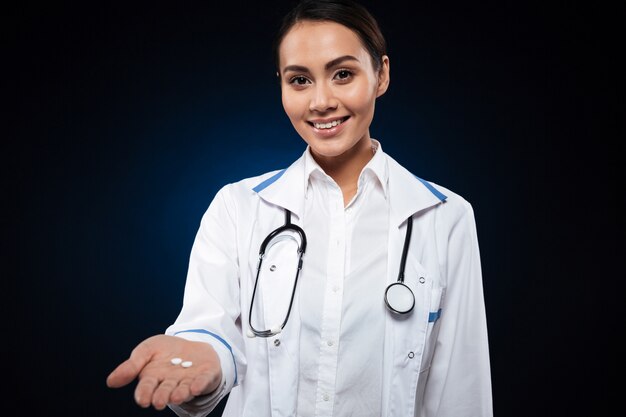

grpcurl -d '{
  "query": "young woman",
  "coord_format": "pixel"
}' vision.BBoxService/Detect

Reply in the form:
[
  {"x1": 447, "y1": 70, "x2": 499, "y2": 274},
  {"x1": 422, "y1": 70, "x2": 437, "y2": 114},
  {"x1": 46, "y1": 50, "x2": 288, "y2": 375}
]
[{"x1": 107, "y1": 1, "x2": 493, "y2": 416}]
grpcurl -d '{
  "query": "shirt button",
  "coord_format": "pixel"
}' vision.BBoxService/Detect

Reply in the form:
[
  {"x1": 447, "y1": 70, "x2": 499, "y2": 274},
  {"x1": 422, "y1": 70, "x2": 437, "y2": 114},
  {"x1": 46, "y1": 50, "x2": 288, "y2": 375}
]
[
  {"x1": 323, "y1": 394, "x2": 330, "y2": 401},
  {"x1": 327, "y1": 340, "x2": 334, "y2": 346},
  {"x1": 274, "y1": 339, "x2": 281, "y2": 347},
  {"x1": 332, "y1": 285, "x2": 340, "y2": 293}
]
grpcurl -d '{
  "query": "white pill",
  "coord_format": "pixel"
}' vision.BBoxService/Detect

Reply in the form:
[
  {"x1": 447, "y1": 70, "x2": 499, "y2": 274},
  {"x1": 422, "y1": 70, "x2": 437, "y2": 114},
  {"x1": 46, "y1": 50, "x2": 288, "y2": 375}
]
[
  {"x1": 170, "y1": 357, "x2": 183, "y2": 365},
  {"x1": 181, "y1": 361, "x2": 193, "y2": 368}
]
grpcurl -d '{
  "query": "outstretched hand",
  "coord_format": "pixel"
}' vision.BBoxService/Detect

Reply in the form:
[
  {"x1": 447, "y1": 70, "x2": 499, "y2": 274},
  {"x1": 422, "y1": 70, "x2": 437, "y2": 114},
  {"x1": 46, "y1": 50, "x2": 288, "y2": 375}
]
[{"x1": 106, "y1": 334, "x2": 222, "y2": 410}]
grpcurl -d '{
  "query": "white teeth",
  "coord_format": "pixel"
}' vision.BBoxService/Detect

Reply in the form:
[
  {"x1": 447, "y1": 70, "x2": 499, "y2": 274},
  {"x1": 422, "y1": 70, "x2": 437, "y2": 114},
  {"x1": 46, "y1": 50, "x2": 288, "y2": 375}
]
[{"x1": 313, "y1": 118, "x2": 345, "y2": 129}]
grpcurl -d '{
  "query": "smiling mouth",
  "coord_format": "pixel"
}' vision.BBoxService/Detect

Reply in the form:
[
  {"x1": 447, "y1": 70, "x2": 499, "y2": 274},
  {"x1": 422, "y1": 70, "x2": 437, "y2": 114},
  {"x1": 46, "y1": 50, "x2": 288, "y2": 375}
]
[{"x1": 307, "y1": 116, "x2": 350, "y2": 130}]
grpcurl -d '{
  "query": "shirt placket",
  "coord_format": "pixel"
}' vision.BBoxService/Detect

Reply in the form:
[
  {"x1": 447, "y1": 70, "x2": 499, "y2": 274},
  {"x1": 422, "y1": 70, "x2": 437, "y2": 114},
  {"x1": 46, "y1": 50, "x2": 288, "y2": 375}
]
[{"x1": 314, "y1": 182, "x2": 345, "y2": 416}]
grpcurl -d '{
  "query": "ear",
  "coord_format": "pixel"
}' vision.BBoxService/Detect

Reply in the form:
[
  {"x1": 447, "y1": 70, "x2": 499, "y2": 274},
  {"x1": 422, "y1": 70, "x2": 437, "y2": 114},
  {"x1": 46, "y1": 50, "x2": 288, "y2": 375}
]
[{"x1": 376, "y1": 55, "x2": 390, "y2": 97}]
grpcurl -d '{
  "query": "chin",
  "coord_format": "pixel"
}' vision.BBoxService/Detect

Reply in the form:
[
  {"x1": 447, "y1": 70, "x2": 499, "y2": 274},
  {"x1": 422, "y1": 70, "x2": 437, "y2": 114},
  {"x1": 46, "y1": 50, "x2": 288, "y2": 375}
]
[{"x1": 309, "y1": 139, "x2": 355, "y2": 157}]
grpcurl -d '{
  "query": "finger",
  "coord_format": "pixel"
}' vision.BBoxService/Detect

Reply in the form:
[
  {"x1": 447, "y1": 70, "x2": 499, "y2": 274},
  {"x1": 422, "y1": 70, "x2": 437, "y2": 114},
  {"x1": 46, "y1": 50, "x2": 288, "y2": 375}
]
[
  {"x1": 170, "y1": 378, "x2": 194, "y2": 405},
  {"x1": 106, "y1": 360, "x2": 141, "y2": 388},
  {"x1": 107, "y1": 342, "x2": 155, "y2": 388},
  {"x1": 134, "y1": 375, "x2": 160, "y2": 408},
  {"x1": 190, "y1": 372, "x2": 218, "y2": 397},
  {"x1": 152, "y1": 378, "x2": 179, "y2": 410}
]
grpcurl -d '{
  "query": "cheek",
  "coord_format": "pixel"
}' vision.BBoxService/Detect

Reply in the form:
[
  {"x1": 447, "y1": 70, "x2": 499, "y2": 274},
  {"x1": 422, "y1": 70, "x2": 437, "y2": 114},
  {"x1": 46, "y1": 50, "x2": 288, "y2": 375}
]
[
  {"x1": 342, "y1": 82, "x2": 377, "y2": 114},
  {"x1": 281, "y1": 89, "x2": 305, "y2": 122}
]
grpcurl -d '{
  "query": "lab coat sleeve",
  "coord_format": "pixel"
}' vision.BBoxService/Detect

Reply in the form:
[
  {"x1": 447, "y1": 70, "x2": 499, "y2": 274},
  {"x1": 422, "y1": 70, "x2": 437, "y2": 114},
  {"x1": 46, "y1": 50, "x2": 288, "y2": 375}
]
[
  {"x1": 423, "y1": 200, "x2": 493, "y2": 417},
  {"x1": 165, "y1": 184, "x2": 246, "y2": 417}
]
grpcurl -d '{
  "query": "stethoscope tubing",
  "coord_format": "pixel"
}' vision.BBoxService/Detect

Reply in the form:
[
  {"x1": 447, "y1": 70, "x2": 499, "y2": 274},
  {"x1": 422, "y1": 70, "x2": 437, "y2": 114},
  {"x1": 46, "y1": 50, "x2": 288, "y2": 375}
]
[
  {"x1": 384, "y1": 216, "x2": 415, "y2": 314},
  {"x1": 248, "y1": 210, "x2": 306, "y2": 337},
  {"x1": 249, "y1": 210, "x2": 416, "y2": 337}
]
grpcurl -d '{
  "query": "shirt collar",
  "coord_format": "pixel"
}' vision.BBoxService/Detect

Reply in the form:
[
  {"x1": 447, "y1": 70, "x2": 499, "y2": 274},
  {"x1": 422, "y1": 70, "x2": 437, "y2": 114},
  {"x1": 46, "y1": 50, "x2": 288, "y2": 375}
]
[
  {"x1": 253, "y1": 139, "x2": 446, "y2": 226},
  {"x1": 303, "y1": 138, "x2": 389, "y2": 199}
]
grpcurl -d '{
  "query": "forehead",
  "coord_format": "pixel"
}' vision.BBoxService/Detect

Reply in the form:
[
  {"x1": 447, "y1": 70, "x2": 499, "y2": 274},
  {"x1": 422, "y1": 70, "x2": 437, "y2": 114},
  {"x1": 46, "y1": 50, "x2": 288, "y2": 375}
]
[{"x1": 279, "y1": 20, "x2": 369, "y2": 68}]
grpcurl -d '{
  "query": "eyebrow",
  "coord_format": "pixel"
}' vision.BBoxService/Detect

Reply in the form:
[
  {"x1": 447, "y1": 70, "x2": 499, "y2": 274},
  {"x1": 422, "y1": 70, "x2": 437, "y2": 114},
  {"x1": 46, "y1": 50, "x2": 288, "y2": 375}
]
[{"x1": 282, "y1": 55, "x2": 360, "y2": 75}]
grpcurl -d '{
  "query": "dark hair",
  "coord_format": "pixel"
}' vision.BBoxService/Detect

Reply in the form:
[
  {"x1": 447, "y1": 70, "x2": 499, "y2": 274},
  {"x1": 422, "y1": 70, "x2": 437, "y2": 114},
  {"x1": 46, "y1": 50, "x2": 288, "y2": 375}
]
[{"x1": 273, "y1": 0, "x2": 387, "y2": 73}]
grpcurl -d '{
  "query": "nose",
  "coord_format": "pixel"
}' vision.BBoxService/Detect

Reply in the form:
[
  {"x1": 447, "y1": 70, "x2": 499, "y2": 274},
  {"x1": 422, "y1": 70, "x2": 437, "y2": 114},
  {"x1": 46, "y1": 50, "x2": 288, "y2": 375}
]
[{"x1": 309, "y1": 82, "x2": 337, "y2": 113}]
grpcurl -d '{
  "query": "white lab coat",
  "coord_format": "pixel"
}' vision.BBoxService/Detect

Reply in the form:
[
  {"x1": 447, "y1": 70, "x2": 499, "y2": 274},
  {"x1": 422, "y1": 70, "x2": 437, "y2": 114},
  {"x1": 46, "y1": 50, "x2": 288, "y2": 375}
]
[{"x1": 166, "y1": 146, "x2": 492, "y2": 417}]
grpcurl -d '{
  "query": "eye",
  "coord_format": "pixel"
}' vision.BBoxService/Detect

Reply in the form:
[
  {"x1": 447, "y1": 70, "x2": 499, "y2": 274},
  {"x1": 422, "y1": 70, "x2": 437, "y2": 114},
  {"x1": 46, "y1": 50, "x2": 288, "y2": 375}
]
[
  {"x1": 288, "y1": 75, "x2": 311, "y2": 86},
  {"x1": 334, "y1": 69, "x2": 353, "y2": 82}
]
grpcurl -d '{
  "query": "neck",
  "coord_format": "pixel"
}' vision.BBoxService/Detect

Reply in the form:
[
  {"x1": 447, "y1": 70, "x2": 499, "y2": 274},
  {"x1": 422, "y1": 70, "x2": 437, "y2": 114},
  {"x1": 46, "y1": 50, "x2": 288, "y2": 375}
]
[{"x1": 311, "y1": 136, "x2": 375, "y2": 206}]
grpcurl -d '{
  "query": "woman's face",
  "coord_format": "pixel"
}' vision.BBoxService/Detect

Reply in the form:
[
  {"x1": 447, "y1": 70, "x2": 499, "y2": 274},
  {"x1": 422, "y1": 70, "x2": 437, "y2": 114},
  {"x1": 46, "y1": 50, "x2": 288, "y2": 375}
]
[{"x1": 278, "y1": 21, "x2": 389, "y2": 161}]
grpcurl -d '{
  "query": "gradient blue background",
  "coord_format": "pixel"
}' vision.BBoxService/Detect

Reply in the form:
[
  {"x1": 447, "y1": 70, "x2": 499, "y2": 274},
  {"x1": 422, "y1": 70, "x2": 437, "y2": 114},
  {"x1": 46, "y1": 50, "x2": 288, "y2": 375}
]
[{"x1": 5, "y1": 1, "x2": 622, "y2": 416}]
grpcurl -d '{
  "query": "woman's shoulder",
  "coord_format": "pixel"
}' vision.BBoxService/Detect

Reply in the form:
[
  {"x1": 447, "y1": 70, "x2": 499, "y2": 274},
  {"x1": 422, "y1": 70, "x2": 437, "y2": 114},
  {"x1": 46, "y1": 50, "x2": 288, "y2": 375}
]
[
  {"x1": 428, "y1": 181, "x2": 473, "y2": 211},
  {"x1": 217, "y1": 168, "x2": 288, "y2": 201},
  {"x1": 219, "y1": 151, "x2": 305, "y2": 200},
  {"x1": 423, "y1": 180, "x2": 479, "y2": 234},
  {"x1": 386, "y1": 152, "x2": 475, "y2": 217}
]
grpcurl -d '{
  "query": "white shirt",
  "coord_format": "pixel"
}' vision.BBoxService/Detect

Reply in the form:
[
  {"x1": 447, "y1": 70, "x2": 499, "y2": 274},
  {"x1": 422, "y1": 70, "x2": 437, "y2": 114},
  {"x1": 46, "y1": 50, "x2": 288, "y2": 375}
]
[
  {"x1": 297, "y1": 140, "x2": 388, "y2": 416},
  {"x1": 166, "y1": 140, "x2": 493, "y2": 417}
]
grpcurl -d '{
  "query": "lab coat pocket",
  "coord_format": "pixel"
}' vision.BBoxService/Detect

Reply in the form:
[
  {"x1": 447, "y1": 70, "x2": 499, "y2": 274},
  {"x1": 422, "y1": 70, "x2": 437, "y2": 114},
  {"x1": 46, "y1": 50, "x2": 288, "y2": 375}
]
[{"x1": 420, "y1": 285, "x2": 446, "y2": 373}]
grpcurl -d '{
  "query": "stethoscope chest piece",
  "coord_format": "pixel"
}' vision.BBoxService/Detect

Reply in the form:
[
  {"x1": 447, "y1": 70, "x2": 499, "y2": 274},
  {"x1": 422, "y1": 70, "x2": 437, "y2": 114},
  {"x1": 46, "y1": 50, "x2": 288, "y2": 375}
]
[
  {"x1": 384, "y1": 282, "x2": 415, "y2": 314},
  {"x1": 384, "y1": 215, "x2": 416, "y2": 315}
]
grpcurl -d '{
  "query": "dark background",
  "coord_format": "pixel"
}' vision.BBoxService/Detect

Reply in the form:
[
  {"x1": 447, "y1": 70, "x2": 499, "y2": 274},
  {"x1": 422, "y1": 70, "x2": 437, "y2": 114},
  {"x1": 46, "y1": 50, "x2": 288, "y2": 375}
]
[{"x1": 5, "y1": 1, "x2": 623, "y2": 416}]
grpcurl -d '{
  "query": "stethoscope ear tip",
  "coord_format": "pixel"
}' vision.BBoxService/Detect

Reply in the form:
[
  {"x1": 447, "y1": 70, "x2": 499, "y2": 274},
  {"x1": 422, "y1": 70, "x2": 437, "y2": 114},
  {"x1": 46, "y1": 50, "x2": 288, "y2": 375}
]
[{"x1": 246, "y1": 329, "x2": 256, "y2": 338}]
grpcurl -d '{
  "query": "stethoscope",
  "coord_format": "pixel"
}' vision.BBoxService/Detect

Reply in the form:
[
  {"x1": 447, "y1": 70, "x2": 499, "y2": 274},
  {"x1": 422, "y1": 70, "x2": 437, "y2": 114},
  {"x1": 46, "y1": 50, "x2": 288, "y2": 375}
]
[{"x1": 247, "y1": 209, "x2": 415, "y2": 338}]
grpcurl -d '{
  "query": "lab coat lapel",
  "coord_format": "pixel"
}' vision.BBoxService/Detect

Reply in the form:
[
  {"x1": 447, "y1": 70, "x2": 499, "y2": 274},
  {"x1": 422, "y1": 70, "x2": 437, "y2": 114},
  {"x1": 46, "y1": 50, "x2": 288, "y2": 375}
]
[
  {"x1": 382, "y1": 154, "x2": 447, "y2": 417},
  {"x1": 387, "y1": 155, "x2": 446, "y2": 227},
  {"x1": 251, "y1": 154, "x2": 306, "y2": 417},
  {"x1": 254, "y1": 154, "x2": 306, "y2": 221}
]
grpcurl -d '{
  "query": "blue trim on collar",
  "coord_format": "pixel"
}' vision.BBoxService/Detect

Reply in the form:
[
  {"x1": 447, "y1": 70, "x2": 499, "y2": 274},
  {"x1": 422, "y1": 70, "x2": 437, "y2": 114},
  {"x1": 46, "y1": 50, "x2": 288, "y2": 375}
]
[
  {"x1": 415, "y1": 176, "x2": 448, "y2": 202},
  {"x1": 174, "y1": 329, "x2": 238, "y2": 384},
  {"x1": 252, "y1": 169, "x2": 287, "y2": 193}
]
